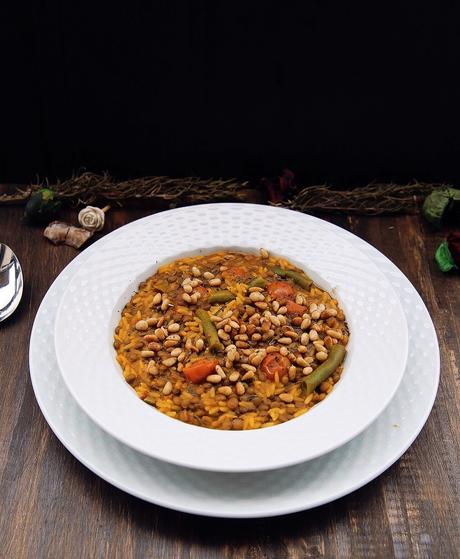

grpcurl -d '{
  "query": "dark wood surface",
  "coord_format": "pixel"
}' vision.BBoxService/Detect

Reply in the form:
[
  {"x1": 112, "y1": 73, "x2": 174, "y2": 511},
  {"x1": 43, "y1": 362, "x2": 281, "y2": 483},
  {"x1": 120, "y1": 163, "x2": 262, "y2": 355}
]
[{"x1": 0, "y1": 206, "x2": 459, "y2": 559}]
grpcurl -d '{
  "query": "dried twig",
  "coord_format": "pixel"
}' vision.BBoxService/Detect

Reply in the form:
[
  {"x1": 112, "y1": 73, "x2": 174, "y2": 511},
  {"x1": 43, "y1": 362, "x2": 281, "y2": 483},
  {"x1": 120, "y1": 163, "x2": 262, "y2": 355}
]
[{"x1": 0, "y1": 173, "x2": 449, "y2": 215}]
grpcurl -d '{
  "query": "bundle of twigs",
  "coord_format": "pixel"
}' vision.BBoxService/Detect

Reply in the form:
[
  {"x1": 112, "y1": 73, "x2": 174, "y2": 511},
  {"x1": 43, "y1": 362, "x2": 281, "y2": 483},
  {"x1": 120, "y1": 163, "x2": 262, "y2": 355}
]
[
  {"x1": 0, "y1": 172, "x2": 253, "y2": 205},
  {"x1": 0, "y1": 172, "x2": 448, "y2": 215},
  {"x1": 277, "y1": 181, "x2": 443, "y2": 215}
]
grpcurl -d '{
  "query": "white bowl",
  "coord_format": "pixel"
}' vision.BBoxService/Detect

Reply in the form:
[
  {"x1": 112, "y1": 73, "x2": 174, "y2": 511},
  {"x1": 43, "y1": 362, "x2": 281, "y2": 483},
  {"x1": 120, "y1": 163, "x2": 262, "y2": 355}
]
[{"x1": 55, "y1": 204, "x2": 408, "y2": 472}]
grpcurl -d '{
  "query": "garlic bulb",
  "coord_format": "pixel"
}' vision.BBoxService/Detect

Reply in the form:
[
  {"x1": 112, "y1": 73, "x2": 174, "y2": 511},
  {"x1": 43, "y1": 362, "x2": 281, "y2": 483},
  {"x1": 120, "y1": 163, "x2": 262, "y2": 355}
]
[{"x1": 78, "y1": 206, "x2": 106, "y2": 232}]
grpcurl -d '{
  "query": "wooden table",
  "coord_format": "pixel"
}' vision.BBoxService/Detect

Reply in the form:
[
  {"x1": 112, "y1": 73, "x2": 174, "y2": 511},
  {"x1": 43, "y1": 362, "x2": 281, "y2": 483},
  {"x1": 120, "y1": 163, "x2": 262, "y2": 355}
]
[{"x1": 1, "y1": 206, "x2": 458, "y2": 559}]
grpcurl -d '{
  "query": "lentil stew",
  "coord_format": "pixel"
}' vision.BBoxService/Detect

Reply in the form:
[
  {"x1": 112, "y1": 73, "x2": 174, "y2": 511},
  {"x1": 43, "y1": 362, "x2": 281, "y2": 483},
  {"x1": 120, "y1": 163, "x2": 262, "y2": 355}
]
[{"x1": 114, "y1": 250, "x2": 349, "y2": 430}]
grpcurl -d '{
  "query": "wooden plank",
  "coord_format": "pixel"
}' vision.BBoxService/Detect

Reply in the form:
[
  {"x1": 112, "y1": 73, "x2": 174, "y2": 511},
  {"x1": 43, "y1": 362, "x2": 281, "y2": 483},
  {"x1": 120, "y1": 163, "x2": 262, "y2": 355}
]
[{"x1": 0, "y1": 207, "x2": 458, "y2": 559}]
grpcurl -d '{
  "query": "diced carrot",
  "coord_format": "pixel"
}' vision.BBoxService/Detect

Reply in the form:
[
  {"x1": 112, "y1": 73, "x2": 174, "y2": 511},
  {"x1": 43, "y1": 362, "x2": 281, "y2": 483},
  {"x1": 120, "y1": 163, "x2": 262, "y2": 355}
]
[
  {"x1": 285, "y1": 300, "x2": 307, "y2": 316},
  {"x1": 260, "y1": 354, "x2": 291, "y2": 381},
  {"x1": 225, "y1": 266, "x2": 247, "y2": 279},
  {"x1": 267, "y1": 281, "x2": 295, "y2": 303},
  {"x1": 183, "y1": 358, "x2": 218, "y2": 383}
]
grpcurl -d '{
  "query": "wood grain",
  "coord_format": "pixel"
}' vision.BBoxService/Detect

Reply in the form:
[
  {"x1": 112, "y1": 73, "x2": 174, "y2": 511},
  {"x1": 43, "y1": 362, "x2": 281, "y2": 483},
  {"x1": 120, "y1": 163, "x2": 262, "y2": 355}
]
[{"x1": 0, "y1": 207, "x2": 458, "y2": 559}]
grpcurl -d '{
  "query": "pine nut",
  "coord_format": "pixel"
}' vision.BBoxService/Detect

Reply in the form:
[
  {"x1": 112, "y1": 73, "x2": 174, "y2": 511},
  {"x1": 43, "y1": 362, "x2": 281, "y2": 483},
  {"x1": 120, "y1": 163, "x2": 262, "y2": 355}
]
[
  {"x1": 227, "y1": 349, "x2": 239, "y2": 362},
  {"x1": 270, "y1": 315, "x2": 281, "y2": 327},
  {"x1": 303, "y1": 366, "x2": 313, "y2": 375},
  {"x1": 135, "y1": 320, "x2": 149, "y2": 331},
  {"x1": 278, "y1": 315, "x2": 287, "y2": 325},
  {"x1": 296, "y1": 356, "x2": 309, "y2": 367},
  {"x1": 272, "y1": 300, "x2": 280, "y2": 312},
  {"x1": 255, "y1": 301, "x2": 268, "y2": 309},
  {"x1": 217, "y1": 386, "x2": 233, "y2": 396},
  {"x1": 284, "y1": 329, "x2": 298, "y2": 339},
  {"x1": 229, "y1": 372, "x2": 240, "y2": 382},
  {"x1": 278, "y1": 306, "x2": 287, "y2": 315},
  {"x1": 249, "y1": 350, "x2": 266, "y2": 365},
  {"x1": 288, "y1": 365, "x2": 297, "y2": 380},
  {"x1": 260, "y1": 248, "x2": 269, "y2": 258},
  {"x1": 248, "y1": 286, "x2": 264, "y2": 293},
  {"x1": 190, "y1": 293, "x2": 199, "y2": 304},
  {"x1": 140, "y1": 350, "x2": 154, "y2": 357},
  {"x1": 266, "y1": 345, "x2": 279, "y2": 353},
  {"x1": 295, "y1": 294, "x2": 305, "y2": 305},
  {"x1": 163, "y1": 339, "x2": 179, "y2": 348},
  {"x1": 251, "y1": 333, "x2": 262, "y2": 342},
  {"x1": 291, "y1": 316, "x2": 302, "y2": 326},
  {"x1": 191, "y1": 266, "x2": 201, "y2": 277},
  {"x1": 168, "y1": 323, "x2": 180, "y2": 333},
  {"x1": 161, "y1": 299, "x2": 170, "y2": 311},
  {"x1": 182, "y1": 293, "x2": 192, "y2": 303},
  {"x1": 297, "y1": 344, "x2": 308, "y2": 353},
  {"x1": 147, "y1": 361, "x2": 158, "y2": 374},
  {"x1": 235, "y1": 381, "x2": 245, "y2": 395},
  {"x1": 162, "y1": 357, "x2": 177, "y2": 367},
  {"x1": 162, "y1": 381, "x2": 173, "y2": 395},
  {"x1": 209, "y1": 278, "x2": 222, "y2": 286},
  {"x1": 170, "y1": 347, "x2": 182, "y2": 357},
  {"x1": 278, "y1": 337, "x2": 292, "y2": 345},
  {"x1": 279, "y1": 346, "x2": 289, "y2": 356},
  {"x1": 207, "y1": 374, "x2": 222, "y2": 384},
  {"x1": 311, "y1": 311, "x2": 321, "y2": 320},
  {"x1": 195, "y1": 338, "x2": 204, "y2": 351},
  {"x1": 309, "y1": 303, "x2": 318, "y2": 313},
  {"x1": 326, "y1": 329, "x2": 343, "y2": 339},
  {"x1": 203, "y1": 271, "x2": 214, "y2": 280},
  {"x1": 235, "y1": 341, "x2": 249, "y2": 348},
  {"x1": 177, "y1": 351, "x2": 186, "y2": 362},
  {"x1": 218, "y1": 329, "x2": 230, "y2": 340},
  {"x1": 215, "y1": 364, "x2": 226, "y2": 378},
  {"x1": 146, "y1": 317, "x2": 157, "y2": 326},
  {"x1": 166, "y1": 333, "x2": 180, "y2": 341},
  {"x1": 309, "y1": 330, "x2": 319, "y2": 341},
  {"x1": 301, "y1": 317, "x2": 311, "y2": 330},
  {"x1": 316, "y1": 351, "x2": 328, "y2": 361},
  {"x1": 152, "y1": 292, "x2": 162, "y2": 306},
  {"x1": 249, "y1": 291, "x2": 265, "y2": 302},
  {"x1": 155, "y1": 327, "x2": 166, "y2": 340},
  {"x1": 241, "y1": 371, "x2": 255, "y2": 381},
  {"x1": 229, "y1": 320, "x2": 240, "y2": 329},
  {"x1": 183, "y1": 284, "x2": 193, "y2": 294},
  {"x1": 313, "y1": 341, "x2": 326, "y2": 352},
  {"x1": 325, "y1": 308, "x2": 338, "y2": 317},
  {"x1": 279, "y1": 393, "x2": 293, "y2": 403}
]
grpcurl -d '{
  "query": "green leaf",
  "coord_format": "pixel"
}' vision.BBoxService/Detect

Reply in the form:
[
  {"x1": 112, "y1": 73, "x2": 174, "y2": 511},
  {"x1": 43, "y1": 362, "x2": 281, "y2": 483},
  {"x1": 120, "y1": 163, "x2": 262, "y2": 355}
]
[
  {"x1": 422, "y1": 187, "x2": 460, "y2": 228},
  {"x1": 435, "y1": 241, "x2": 456, "y2": 272}
]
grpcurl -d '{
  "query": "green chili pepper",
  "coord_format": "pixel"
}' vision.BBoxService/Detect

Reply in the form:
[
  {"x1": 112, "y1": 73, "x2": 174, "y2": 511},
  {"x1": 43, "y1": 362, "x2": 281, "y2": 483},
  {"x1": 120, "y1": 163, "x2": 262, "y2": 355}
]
[
  {"x1": 196, "y1": 309, "x2": 224, "y2": 352},
  {"x1": 248, "y1": 276, "x2": 266, "y2": 288},
  {"x1": 272, "y1": 266, "x2": 313, "y2": 290},
  {"x1": 301, "y1": 344, "x2": 346, "y2": 395},
  {"x1": 207, "y1": 290, "x2": 236, "y2": 304}
]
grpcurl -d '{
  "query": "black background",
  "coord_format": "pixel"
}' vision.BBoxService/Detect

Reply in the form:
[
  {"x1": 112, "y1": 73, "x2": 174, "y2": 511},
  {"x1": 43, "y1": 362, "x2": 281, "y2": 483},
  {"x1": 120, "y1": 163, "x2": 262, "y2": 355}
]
[{"x1": 2, "y1": 2, "x2": 460, "y2": 185}]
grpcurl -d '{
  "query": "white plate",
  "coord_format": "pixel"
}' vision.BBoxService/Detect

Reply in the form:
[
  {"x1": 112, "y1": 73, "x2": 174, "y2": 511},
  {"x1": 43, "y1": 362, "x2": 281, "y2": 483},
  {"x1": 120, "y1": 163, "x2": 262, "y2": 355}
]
[
  {"x1": 54, "y1": 205, "x2": 408, "y2": 472},
  {"x1": 29, "y1": 207, "x2": 439, "y2": 518}
]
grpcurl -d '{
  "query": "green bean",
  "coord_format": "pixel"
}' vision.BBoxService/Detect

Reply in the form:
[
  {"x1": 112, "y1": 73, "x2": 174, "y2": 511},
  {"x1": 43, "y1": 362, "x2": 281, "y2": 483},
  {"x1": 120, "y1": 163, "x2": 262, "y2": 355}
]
[
  {"x1": 207, "y1": 290, "x2": 236, "y2": 304},
  {"x1": 248, "y1": 276, "x2": 266, "y2": 288},
  {"x1": 196, "y1": 308, "x2": 224, "y2": 352},
  {"x1": 301, "y1": 344, "x2": 346, "y2": 395},
  {"x1": 272, "y1": 266, "x2": 313, "y2": 290}
]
